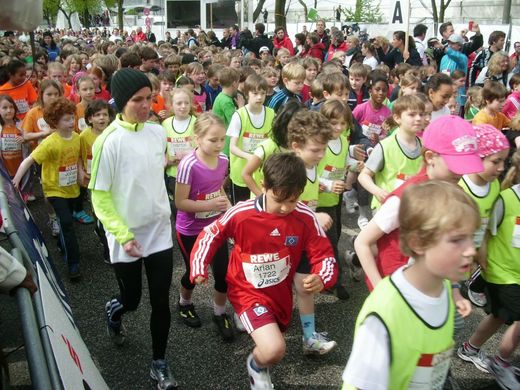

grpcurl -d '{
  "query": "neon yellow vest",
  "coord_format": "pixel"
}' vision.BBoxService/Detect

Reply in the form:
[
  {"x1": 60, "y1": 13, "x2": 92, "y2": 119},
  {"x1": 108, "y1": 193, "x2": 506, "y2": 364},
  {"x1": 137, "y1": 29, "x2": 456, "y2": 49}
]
[
  {"x1": 230, "y1": 106, "x2": 275, "y2": 187},
  {"x1": 162, "y1": 115, "x2": 196, "y2": 177},
  {"x1": 300, "y1": 166, "x2": 319, "y2": 211},
  {"x1": 317, "y1": 135, "x2": 349, "y2": 207},
  {"x1": 344, "y1": 276, "x2": 454, "y2": 390},
  {"x1": 251, "y1": 138, "x2": 287, "y2": 198},
  {"x1": 372, "y1": 132, "x2": 423, "y2": 209},
  {"x1": 483, "y1": 185, "x2": 520, "y2": 285},
  {"x1": 459, "y1": 177, "x2": 500, "y2": 248}
]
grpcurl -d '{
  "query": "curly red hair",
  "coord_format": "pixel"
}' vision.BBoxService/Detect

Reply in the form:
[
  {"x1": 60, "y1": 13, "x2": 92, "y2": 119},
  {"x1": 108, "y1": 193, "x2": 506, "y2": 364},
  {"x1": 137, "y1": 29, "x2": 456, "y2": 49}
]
[{"x1": 43, "y1": 97, "x2": 76, "y2": 129}]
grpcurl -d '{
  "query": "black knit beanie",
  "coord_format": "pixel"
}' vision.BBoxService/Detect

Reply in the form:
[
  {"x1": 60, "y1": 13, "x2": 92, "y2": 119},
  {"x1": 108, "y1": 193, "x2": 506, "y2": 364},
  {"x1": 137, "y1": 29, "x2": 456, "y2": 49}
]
[{"x1": 110, "y1": 68, "x2": 152, "y2": 112}]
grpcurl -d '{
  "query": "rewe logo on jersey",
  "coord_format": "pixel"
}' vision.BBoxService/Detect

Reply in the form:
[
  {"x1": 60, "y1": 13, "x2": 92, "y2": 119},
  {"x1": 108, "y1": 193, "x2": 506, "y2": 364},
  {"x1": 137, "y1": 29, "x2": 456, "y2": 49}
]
[{"x1": 270, "y1": 228, "x2": 280, "y2": 237}]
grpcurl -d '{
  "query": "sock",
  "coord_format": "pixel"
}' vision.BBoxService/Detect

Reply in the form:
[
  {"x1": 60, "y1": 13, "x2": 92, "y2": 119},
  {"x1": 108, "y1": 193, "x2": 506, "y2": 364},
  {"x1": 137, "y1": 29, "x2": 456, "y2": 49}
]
[
  {"x1": 359, "y1": 205, "x2": 371, "y2": 219},
  {"x1": 249, "y1": 356, "x2": 264, "y2": 372},
  {"x1": 465, "y1": 341, "x2": 480, "y2": 352},
  {"x1": 179, "y1": 296, "x2": 192, "y2": 306},
  {"x1": 107, "y1": 298, "x2": 124, "y2": 323},
  {"x1": 213, "y1": 302, "x2": 226, "y2": 316},
  {"x1": 300, "y1": 313, "x2": 315, "y2": 340},
  {"x1": 495, "y1": 354, "x2": 510, "y2": 367}
]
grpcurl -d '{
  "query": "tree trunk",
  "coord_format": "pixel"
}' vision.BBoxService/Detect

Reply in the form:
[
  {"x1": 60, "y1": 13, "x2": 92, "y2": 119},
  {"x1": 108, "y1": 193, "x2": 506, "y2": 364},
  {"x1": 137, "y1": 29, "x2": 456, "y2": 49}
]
[
  {"x1": 431, "y1": 0, "x2": 438, "y2": 37},
  {"x1": 117, "y1": 0, "x2": 124, "y2": 32},
  {"x1": 59, "y1": 7, "x2": 73, "y2": 30},
  {"x1": 275, "y1": 0, "x2": 286, "y2": 30},
  {"x1": 253, "y1": 0, "x2": 266, "y2": 22},
  {"x1": 83, "y1": 10, "x2": 90, "y2": 27},
  {"x1": 297, "y1": 0, "x2": 308, "y2": 22}
]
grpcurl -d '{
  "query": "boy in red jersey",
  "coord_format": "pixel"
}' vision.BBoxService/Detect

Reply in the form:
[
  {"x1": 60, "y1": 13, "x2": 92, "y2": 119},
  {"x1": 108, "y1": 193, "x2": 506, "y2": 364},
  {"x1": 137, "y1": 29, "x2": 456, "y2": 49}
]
[{"x1": 191, "y1": 152, "x2": 337, "y2": 390}]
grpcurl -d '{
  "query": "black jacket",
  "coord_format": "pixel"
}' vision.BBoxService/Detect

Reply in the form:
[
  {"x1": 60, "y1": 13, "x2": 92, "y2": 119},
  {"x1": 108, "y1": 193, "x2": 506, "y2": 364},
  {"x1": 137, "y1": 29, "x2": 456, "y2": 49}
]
[
  {"x1": 242, "y1": 34, "x2": 274, "y2": 57},
  {"x1": 377, "y1": 46, "x2": 422, "y2": 68}
]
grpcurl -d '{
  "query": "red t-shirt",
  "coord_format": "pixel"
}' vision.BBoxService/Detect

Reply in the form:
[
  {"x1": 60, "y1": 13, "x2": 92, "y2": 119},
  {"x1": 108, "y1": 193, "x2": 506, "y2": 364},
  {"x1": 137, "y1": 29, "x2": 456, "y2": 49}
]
[
  {"x1": 190, "y1": 196, "x2": 337, "y2": 329},
  {"x1": 301, "y1": 83, "x2": 311, "y2": 103}
]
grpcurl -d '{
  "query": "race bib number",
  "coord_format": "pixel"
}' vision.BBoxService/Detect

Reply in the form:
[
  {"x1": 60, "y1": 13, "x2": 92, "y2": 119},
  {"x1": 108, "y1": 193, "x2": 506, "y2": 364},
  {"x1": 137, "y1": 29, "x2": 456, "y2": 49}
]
[
  {"x1": 474, "y1": 217, "x2": 489, "y2": 248},
  {"x1": 167, "y1": 136, "x2": 193, "y2": 158},
  {"x1": 242, "y1": 133, "x2": 267, "y2": 153},
  {"x1": 242, "y1": 248, "x2": 291, "y2": 289},
  {"x1": 361, "y1": 122, "x2": 382, "y2": 138},
  {"x1": 195, "y1": 190, "x2": 222, "y2": 219},
  {"x1": 321, "y1": 165, "x2": 346, "y2": 181},
  {"x1": 37, "y1": 117, "x2": 50, "y2": 132},
  {"x1": 408, "y1": 347, "x2": 452, "y2": 390},
  {"x1": 86, "y1": 155, "x2": 92, "y2": 175},
  {"x1": 512, "y1": 217, "x2": 520, "y2": 248},
  {"x1": 1, "y1": 134, "x2": 22, "y2": 152},
  {"x1": 14, "y1": 99, "x2": 29, "y2": 114},
  {"x1": 77, "y1": 117, "x2": 88, "y2": 132},
  {"x1": 394, "y1": 173, "x2": 411, "y2": 190},
  {"x1": 58, "y1": 165, "x2": 78, "y2": 186}
]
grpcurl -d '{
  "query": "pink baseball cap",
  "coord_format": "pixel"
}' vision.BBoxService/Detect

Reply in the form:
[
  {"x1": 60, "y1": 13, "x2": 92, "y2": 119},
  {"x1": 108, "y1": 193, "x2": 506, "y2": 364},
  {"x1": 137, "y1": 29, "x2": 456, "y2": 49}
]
[
  {"x1": 422, "y1": 115, "x2": 483, "y2": 175},
  {"x1": 473, "y1": 124, "x2": 509, "y2": 158}
]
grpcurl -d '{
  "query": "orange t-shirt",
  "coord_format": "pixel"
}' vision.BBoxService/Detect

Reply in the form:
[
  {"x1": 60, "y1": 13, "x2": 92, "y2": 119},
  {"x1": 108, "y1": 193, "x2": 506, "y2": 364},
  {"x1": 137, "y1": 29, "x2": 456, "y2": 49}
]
[
  {"x1": 63, "y1": 83, "x2": 72, "y2": 98},
  {"x1": 0, "y1": 80, "x2": 37, "y2": 120},
  {"x1": 0, "y1": 123, "x2": 24, "y2": 177},
  {"x1": 472, "y1": 110, "x2": 511, "y2": 130},
  {"x1": 21, "y1": 106, "x2": 51, "y2": 150},
  {"x1": 151, "y1": 94, "x2": 166, "y2": 115}
]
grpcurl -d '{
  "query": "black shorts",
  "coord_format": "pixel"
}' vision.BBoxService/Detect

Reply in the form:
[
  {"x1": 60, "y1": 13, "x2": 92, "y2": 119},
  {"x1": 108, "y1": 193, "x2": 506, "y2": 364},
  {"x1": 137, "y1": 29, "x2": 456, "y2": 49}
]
[{"x1": 485, "y1": 282, "x2": 520, "y2": 325}]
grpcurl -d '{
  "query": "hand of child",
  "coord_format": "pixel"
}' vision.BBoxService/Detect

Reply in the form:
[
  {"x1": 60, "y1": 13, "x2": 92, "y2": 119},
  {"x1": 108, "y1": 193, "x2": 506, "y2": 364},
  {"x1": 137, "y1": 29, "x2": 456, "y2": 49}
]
[
  {"x1": 453, "y1": 288, "x2": 472, "y2": 318},
  {"x1": 15, "y1": 136, "x2": 24, "y2": 144},
  {"x1": 211, "y1": 196, "x2": 230, "y2": 212},
  {"x1": 123, "y1": 239, "x2": 143, "y2": 258},
  {"x1": 12, "y1": 271, "x2": 38, "y2": 296},
  {"x1": 353, "y1": 144, "x2": 366, "y2": 161},
  {"x1": 12, "y1": 175, "x2": 21, "y2": 191},
  {"x1": 194, "y1": 276, "x2": 207, "y2": 285},
  {"x1": 375, "y1": 189, "x2": 389, "y2": 203},
  {"x1": 331, "y1": 180, "x2": 346, "y2": 194},
  {"x1": 356, "y1": 161, "x2": 365, "y2": 172},
  {"x1": 369, "y1": 133, "x2": 379, "y2": 145},
  {"x1": 315, "y1": 212, "x2": 332, "y2": 231},
  {"x1": 302, "y1": 274, "x2": 324, "y2": 293},
  {"x1": 158, "y1": 110, "x2": 168, "y2": 120}
]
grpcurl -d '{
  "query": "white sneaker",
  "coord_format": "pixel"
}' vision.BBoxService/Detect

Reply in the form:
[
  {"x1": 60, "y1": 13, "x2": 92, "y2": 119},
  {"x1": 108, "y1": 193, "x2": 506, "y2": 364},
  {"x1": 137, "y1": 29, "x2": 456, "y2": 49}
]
[
  {"x1": 345, "y1": 250, "x2": 363, "y2": 282},
  {"x1": 48, "y1": 216, "x2": 60, "y2": 237},
  {"x1": 457, "y1": 343, "x2": 489, "y2": 373},
  {"x1": 247, "y1": 353, "x2": 274, "y2": 389},
  {"x1": 343, "y1": 189, "x2": 358, "y2": 214},
  {"x1": 486, "y1": 356, "x2": 520, "y2": 390},
  {"x1": 302, "y1": 332, "x2": 337, "y2": 356},
  {"x1": 357, "y1": 215, "x2": 369, "y2": 230},
  {"x1": 234, "y1": 312, "x2": 246, "y2": 333},
  {"x1": 468, "y1": 290, "x2": 487, "y2": 308}
]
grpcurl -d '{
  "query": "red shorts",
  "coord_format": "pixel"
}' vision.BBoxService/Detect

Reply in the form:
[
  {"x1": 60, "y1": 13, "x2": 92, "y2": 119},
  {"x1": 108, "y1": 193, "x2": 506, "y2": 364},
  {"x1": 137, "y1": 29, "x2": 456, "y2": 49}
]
[{"x1": 238, "y1": 304, "x2": 287, "y2": 334}]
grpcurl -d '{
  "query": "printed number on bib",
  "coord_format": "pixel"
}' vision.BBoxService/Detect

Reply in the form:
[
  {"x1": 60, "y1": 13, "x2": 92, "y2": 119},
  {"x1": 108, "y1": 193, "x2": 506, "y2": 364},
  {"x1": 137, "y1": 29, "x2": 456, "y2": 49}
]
[
  {"x1": 242, "y1": 248, "x2": 291, "y2": 289},
  {"x1": 167, "y1": 137, "x2": 192, "y2": 158},
  {"x1": 195, "y1": 190, "x2": 222, "y2": 219},
  {"x1": 512, "y1": 217, "x2": 520, "y2": 248},
  {"x1": 321, "y1": 165, "x2": 346, "y2": 181},
  {"x1": 408, "y1": 348, "x2": 452, "y2": 390},
  {"x1": 59, "y1": 165, "x2": 78, "y2": 186},
  {"x1": 361, "y1": 122, "x2": 382, "y2": 138},
  {"x1": 242, "y1": 133, "x2": 267, "y2": 153},
  {"x1": 1, "y1": 135, "x2": 22, "y2": 152}
]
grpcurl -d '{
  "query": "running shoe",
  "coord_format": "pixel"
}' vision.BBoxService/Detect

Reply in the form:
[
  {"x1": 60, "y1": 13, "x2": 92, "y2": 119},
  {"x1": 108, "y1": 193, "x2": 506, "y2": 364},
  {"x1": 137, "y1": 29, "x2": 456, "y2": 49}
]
[
  {"x1": 27, "y1": 193, "x2": 36, "y2": 202},
  {"x1": 247, "y1": 353, "x2": 274, "y2": 390},
  {"x1": 345, "y1": 250, "x2": 363, "y2": 282},
  {"x1": 213, "y1": 313, "x2": 234, "y2": 342},
  {"x1": 178, "y1": 303, "x2": 201, "y2": 328},
  {"x1": 105, "y1": 300, "x2": 126, "y2": 346},
  {"x1": 457, "y1": 342, "x2": 489, "y2": 373},
  {"x1": 302, "y1": 332, "x2": 337, "y2": 356},
  {"x1": 48, "y1": 216, "x2": 60, "y2": 237},
  {"x1": 68, "y1": 264, "x2": 81, "y2": 281},
  {"x1": 486, "y1": 356, "x2": 520, "y2": 390},
  {"x1": 73, "y1": 210, "x2": 94, "y2": 224},
  {"x1": 357, "y1": 215, "x2": 369, "y2": 230},
  {"x1": 468, "y1": 290, "x2": 487, "y2": 308},
  {"x1": 150, "y1": 359, "x2": 178, "y2": 389},
  {"x1": 343, "y1": 189, "x2": 358, "y2": 214}
]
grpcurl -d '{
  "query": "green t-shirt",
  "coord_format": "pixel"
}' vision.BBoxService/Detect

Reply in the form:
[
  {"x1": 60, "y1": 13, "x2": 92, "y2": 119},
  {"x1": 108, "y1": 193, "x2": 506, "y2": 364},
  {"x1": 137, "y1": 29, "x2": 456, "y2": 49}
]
[{"x1": 212, "y1": 92, "x2": 236, "y2": 157}]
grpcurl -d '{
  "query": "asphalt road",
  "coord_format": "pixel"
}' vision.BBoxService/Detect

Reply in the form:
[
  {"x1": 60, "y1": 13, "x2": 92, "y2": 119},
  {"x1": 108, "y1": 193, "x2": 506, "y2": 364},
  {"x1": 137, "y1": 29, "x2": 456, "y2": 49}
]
[{"x1": 1, "y1": 191, "x2": 516, "y2": 389}]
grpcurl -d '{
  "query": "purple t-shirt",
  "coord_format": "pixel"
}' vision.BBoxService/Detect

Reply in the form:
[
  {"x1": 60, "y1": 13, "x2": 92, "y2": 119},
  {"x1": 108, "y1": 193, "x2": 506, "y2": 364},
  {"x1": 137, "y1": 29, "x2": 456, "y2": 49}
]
[
  {"x1": 352, "y1": 100, "x2": 392, "y2": 139},
  {"x1": 176, "y1": 150, "x2": 229, "y2": 236}
]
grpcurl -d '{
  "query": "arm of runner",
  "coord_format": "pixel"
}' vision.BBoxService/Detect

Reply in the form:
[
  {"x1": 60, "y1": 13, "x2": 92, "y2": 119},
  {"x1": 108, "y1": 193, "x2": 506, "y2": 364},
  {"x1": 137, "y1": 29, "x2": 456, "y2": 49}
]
[
  {"x1": 242, "y1": 154, "x2": 263, "y2": 196},
  {"x1": 354, "y1": 219, "x2": 385, "y2": 288},
  {"x1": 91, "y1": 189, "x2": 135, "y2": 245}
]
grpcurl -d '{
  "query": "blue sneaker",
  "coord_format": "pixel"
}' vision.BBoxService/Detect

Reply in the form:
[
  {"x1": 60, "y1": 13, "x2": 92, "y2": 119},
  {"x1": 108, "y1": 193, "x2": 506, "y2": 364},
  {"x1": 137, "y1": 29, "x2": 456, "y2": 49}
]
[
  {"x1": 73, "y1": 210, "x2": 94, "y2": 224},
  {"x1": 68, "y1": 264, "x2": 81, "y2": 281}
]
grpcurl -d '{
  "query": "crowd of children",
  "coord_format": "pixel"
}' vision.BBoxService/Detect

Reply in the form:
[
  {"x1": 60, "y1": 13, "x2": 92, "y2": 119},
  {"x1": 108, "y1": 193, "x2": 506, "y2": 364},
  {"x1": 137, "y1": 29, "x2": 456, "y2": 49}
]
[{"x1": 0, "y1": 24, "x2": 519, "y2": 390}]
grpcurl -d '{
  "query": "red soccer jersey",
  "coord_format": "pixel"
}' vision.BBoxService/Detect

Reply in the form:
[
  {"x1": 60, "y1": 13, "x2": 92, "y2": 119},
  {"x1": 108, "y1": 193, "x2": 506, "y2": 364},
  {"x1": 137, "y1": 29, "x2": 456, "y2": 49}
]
[{"x1": 190, "y1": 195, "x2": 337, "y2": 329}]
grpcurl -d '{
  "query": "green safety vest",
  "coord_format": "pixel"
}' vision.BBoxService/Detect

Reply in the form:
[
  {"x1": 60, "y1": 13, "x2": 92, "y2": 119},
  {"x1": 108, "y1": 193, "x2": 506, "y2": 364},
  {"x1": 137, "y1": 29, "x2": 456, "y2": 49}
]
[
  {"x1": 300, "y1": 166, "x2": 319, "y2": 211},
  {"x1": 459, "y1": 177, "x2": 500, "y2": 248},
  {"x1": 317, "y1": 135, "x2": 349, "y2": 207},
  {"x1": 162, "y1": 115, "x2": 196, "y2": 178},
  {"x1": 230, "y1": 106, "x2": 275, "y2": 187},
  {"x1": 344, "y1": 276, "x2": 454, "y2": 390},
  {"x1": 372, "y1": 132, "x2": 423, "y2": 209},
  {"x1": 483, "y1": 185, "x2": 520, "y2": 285},
  {"x1": 250, "y1": 138, "x2": 287, "y2": 198}
]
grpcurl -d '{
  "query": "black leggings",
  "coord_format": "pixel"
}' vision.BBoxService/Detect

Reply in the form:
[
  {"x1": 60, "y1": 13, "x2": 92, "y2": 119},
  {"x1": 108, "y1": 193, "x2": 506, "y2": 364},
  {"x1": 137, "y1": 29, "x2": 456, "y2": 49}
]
[
  {"x1": 110, "y1": 248, "x2": 173, "y2": 360},
  {"x1": 47, "y1": 197, "x2": 79, "y2": 266},
  {"x1": 230, "y1": 182, "x2": 250, "y2": 205},
  {"x1": 176, "y1": 232, "x2": 229, "y2": 293}
]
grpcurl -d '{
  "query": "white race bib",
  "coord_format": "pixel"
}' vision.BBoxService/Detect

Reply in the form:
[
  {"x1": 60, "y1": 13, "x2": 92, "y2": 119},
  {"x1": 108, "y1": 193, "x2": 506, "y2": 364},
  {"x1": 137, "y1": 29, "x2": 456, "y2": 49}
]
[
  {"x1": 242, "y1": 248, "x2": 291, "y2": 289},
  {"x1": 361, "y1": 122, "x2": 382, "y2": 138},
  {"x1": 512, "y1": 217, "x2": 520, "y2": 248},
  {"x1": 77, "y1": 118, "x2": 88, "y2": 132},
  {"x1": 408, "y1": 348, "x2": 452, "y2": 390},
  {"x1": 321, "y1": 165, "x2": 346, "y2": 181},
  {"x1": 1, "y1": 134, "x2": 22, "y2": 152},
  {"x1": 195, "y1": 190, "x2": 222, "y2": 219},
  {"x1": 242, "y1": 132, "x2": 267, "y2": 153},
  {"x1": 14, "y1": 99, "x2": 29, "y2": 114},
  {"x1": 86, "y1": 155, "x2": 92, "y2": 175},
  {"x1": 394, "y1": 173, "x2": 411, "y2": 190},
  {"x1": 58, "y1": 165, "x2": 78, "y2": 186},
  {"x1": 167, "y1": 136, "x2": 193, "y2": 158}
]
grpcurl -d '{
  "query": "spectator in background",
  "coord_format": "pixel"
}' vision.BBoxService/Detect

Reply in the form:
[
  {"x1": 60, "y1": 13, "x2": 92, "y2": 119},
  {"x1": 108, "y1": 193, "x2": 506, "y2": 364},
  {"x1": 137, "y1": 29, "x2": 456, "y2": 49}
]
[
  {"x1": 413, "y1": 23, "x2": 428, "y2": 65},
  {"x1": 135, "y1": 27, "x2": 147, "y2": 42},
  {"x1": 469, "y1": 30, "x2": 506, "y2": 85},
  {"x1": 186, "y1": 29, "x2": 198, "y2": 48},
  {"x1": 273, "y1": 27, "x2": 294, "y2": 56},
  {"x1": 243, "y1": 23, "x2": 273, "y2": 58},
  {"x1": 294, "y1": 33, "x2": 306, "y2": 57},
  {"x1": 439, "y1": 34, "x2": 468, "y2": 75},
  {"x1": 437, "y1": 21, "x2": 483, "y2": 58},
  {"x1": 230, "y1": 25, "x2": 240, "y2": 49},
  {"x1": 40, "y1": 31, "x2": 60, "y2": 62},
  {"x1": 474, "y1": 51, "x2": 513, "y2": 88},
  {"x1": 378, "y1": 31, "x2": 422, "y2": 68},
  {"x1": 302, "y1": 32, "x2": 325, "y2": 62},
  {"x1": 326, "y1": 30, "x2": 348, "y2": 62},
  {"x1": 510, "y1": 41, "x2": 520, "y2": 74},
  {"x1": 146, "y1": 26, "x2": 157, "y2": 44},
  {"x1": 315, "y1": 19, "x2": 330, "y2": 51}
]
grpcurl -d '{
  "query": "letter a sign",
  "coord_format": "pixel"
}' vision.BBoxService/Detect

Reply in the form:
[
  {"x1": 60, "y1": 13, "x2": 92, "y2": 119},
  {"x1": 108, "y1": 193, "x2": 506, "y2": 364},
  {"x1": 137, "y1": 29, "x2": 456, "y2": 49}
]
[
  {"x1": 392, "y1": 1, "x2": 403, "y2": 24},
  {"x1": 389, "y1": 0, "x2": 410, "y2": 28}
]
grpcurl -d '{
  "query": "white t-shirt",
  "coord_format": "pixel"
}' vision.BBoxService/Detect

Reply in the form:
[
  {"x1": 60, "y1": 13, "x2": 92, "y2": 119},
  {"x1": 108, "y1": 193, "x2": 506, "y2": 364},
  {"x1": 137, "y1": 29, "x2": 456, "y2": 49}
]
[
  {"x1": 363, "y1": 56, "x2": 379, "y2": 70},
  {"x1": 461, "y1": 175, "x2": 490, "y2": 197},
  {"x1": 226, "y1": 107, "x2": 266, "y2": 138},
  {"x1": 373, "y1": 195, "x2": 401, "y2": 234},
  {"x1": 172, "y1": 116, "x2": 191, "y2": 133},
  {"x1": 92, "y1": 121, "x2": 173, "y2": 263},
  {"x1": 431, "y1": 105, "x2": 451, "y2": 122},
  {"x1": 342, "y1": 266, "x2": 449, "y2": 390}
]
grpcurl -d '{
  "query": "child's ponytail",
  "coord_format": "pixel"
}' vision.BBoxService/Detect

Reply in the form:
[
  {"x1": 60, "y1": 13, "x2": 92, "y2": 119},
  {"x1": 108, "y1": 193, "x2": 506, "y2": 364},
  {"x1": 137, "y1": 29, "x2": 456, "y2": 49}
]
[{"x1": 502, "y1": 150, "x2": 520, "y2": 190}]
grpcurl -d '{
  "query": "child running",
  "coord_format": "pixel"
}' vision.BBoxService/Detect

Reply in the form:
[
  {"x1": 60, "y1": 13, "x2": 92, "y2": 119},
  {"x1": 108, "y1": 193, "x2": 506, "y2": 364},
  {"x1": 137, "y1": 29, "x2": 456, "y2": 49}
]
[
  {"x1": 0, "y1": 95, "x2": 25, "y2": 180},
  {"x1": 457, "y1": 150, "x2": 520, "y2": 390},
  {"x1": 174, "y1": 112, "x2": 234, "y2": 341},
  {"x1": 190, "y1": 152, "x2": 337, "y2": 390},
  {"x1": 343, "y1": 180, "x2": 479, "y2": 389}
]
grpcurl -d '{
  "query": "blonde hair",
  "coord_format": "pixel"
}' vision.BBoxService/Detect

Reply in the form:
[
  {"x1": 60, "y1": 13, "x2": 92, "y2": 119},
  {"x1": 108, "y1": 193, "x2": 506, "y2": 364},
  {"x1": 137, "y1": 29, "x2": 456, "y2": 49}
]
[
  {"x1": 282, "y1": 62, "x2": 306, "y2": 81},
  {"x1": 393, "y1": 94, "x2": 425, "y2": 117},
  {"x1": 465, "y1": 86, "x2": 483, "y2": 112},
  {"x1": 398, "y1": 73, "x2": 421, "y2": 97},
  {"x1": 487, "y1": 51, "x2": 511, "y2": 77},
  {"x1": 287, "y1": 110, "x2": 333, "y2": 146},
  {"x1": 276, "y1": 48, "x2": 290, "y2": 60},
  {"x1": 171, "y1": 88, "x2": 196, "y2": 116},
  {"x1": 320, "y1": 98, "x2": 353, "y2": 130},
  {"x1": 147, "y1": 73, "x2": 160, "y2": 91},
  {"x1": 399, "y1": 181, "x2": 480, "y2": 258},
  {"x1": 193, "y1": 112, "x2": 225, "y2": 137}
]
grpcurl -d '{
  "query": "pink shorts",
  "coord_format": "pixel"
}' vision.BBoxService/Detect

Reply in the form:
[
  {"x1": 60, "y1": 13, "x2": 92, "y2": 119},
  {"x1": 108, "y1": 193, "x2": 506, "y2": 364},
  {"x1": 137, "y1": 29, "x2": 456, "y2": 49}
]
[{"x1": 238, "y1": 304, "x2": 286, "y2": 334}]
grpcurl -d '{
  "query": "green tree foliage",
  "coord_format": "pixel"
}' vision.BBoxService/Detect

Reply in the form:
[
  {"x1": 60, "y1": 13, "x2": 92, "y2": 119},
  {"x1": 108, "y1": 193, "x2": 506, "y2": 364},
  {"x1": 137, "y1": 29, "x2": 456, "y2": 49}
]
[
  {"x1": 344, "y1": 0, "x2": 383, "y2": 23},
  {"x1": 43, "y1": 0, "x2": 61, "y2": 27}
]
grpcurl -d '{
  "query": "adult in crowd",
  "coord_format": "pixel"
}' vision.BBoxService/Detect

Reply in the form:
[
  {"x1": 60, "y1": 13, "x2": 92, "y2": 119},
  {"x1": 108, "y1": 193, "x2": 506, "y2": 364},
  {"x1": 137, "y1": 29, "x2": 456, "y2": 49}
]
[
  {"x1": 109, "y1": 28, "x2": 123, "y2": 43},
  {"x1": 221, "y1": 28, "x2": 232, "y2": 48},
  {"x1": 413, "y1": 23, "x2": 428, "y2": 65},
  {"x1": 230, "y1": 25, "x2": 240, "y2": 49},
  {"x1": 164, "y1": 31, "x2": 174, "y2": 44},
  {"x1": 469, "y1": 30, "x2": 506, "y2": 86},
  {"x1": 315, "y1": 19, "x2": 330, "y2": 51},
  {"x1": 326, "y1": 30, "x2": 348, "y2": 62},
  {"x1": 40, "y1": 31, "x2": 60, "y2": 62},
  {"x1": 89, "y1": 68, "x2": 176, "y2": 388},
  {"x1": 186, "y1": 29, "x2": 198, "y2": 48},
  {"x1": 439, "y1": 34, "x2": 468, "y2": 74},
  {"x1": 510, "y1": 41, "x2": 520, "y2": 73},
  {"x1": 145, "y1": 26, "x2": 156, "y2": 44},
  {"x1": 438, "y1": 21, "x2": 483, "y2": 56},
  {"x1": 135, "y1": 27, "x2": 147, "y2": 42},
  {"x1": 242, "y1": 23, "x2": 273, "y2": 57},
  {"x1": 207, "y1": 31, "x2": 221, "y2": 47},
  {"x1": 474, "y1": 51, "x2": 514, "y2": 88},
  {"x1": 302, "y1": 32, "x2": 325, "y2": 61},
  {"x1": 377, "y1": 30, "x2": 422, "y2": 68},
  {"x1": 273, "y1": 27, "x2": 294, "y2": 56},
  {"x1": 373, "y1": 36, "x2": 391, "y2": 60}
]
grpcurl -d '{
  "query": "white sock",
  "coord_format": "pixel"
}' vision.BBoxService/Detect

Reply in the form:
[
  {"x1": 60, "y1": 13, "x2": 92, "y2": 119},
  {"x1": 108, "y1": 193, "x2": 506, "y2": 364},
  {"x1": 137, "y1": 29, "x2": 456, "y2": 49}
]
[
  {"x1": 359, "y1": 205, "x2": 372, "y2": 219},
  {"x1": 179, "y1": 296, "x2": 192, "y2": 306},
  {"x1": 213, "y1": 302, "x2": 226, "y2": 316}
]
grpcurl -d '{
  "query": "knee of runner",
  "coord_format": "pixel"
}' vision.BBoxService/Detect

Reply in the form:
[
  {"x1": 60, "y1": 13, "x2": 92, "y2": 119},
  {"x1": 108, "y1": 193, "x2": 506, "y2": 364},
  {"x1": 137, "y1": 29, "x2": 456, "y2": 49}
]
[{"x1": 257, "y1": 339, "x2": 286, "y2": 366}]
